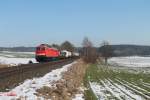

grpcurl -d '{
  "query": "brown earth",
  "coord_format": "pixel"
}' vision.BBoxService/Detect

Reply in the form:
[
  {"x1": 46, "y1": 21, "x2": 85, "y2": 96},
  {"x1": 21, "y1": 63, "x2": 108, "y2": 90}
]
[
  {"x1": 36, "y1": 59, "x2": 87, "y2": 100},
  {"x1": 0, "y1": 64, "x2": 9, "y2": 68}
]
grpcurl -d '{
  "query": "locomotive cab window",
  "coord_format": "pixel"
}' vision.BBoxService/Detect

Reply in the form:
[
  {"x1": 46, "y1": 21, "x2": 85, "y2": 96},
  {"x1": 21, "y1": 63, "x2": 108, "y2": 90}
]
[
  {"x1": 36, "y1": 47, "x2": 40, "y2": 51},
  {"x1": 41, "y1": 47, "x2": 45, "y2": 51}
]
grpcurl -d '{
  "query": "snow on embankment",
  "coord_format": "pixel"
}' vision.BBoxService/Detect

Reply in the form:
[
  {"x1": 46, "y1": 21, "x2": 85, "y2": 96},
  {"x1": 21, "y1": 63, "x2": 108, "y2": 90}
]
[
  {"x1": 36, "y1": 60, "x2": 85, "y2": 100},
  {"x1": 0, "y1": 62, "x2": 76, "y2": 100},
  {"x1": 109, "y1": 56, "x2": 150, "y2": 67}
]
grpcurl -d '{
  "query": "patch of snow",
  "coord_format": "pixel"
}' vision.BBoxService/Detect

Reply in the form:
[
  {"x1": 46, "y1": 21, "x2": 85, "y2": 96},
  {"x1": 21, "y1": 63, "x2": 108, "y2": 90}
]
[
  {"x1": 142, "y1": 82, "x2": 150, "y2": 88},
  {"x1": 121, "y1": 80, "x2": 150, "y2": 94},
  {"x1": 101, "y1": 80, "x2": 123, "y2": 100},
  {"x1": 116, "y1": 79, "x2": 150, "y2": 99},
  {"x1": 0, "y1": 54, "x2": 15, "y2": 58},
  {"x1": 72, "y1": 94, "x2": 84, "y2": 100},
  {"x1": 89, "y1": 82, "x2": 106, "y2": 100},
  {"x1": 0, "y1": 51, "x2": 35, "y2": 59},
  {"x1": 109, "y1": 56, "x2": 150, "y2": 67},
  {"x1": 0, "y1": 56, "x2": 37, "y2": 65},
  {"x1": 112, "y1": 81, "x2": 143, "y2": 100},
  {"x1": 0, "y1": 62, "x2": 76, "y2": 100},
  {"x1": 1, "y1": 51, "x2": 35, "y2": 55},
  {"x1": 72, "y1": 87, "x2": 85, "y2": 100},
  {"x1": 89, "y1": 79, "x2": 148, "y2": 100}
]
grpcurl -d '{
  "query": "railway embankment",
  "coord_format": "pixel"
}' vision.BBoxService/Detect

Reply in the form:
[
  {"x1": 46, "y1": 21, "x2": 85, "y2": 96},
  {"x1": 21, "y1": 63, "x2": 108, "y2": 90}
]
[
  {"x1": 36, "y1": 59, "x2": 87, "y2": 100},
  {"x1": 0, "y1": 58, "x2": 76, "y2": 92},
  {"x1": 0, "y1": 59, "x2": 85, "y2": 100}
]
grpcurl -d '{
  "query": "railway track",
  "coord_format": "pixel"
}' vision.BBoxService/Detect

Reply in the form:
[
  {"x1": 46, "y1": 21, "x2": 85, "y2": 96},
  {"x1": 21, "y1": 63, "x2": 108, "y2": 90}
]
[{"x1": 0, "y1": 57, "x2": 78, "y2": 91}]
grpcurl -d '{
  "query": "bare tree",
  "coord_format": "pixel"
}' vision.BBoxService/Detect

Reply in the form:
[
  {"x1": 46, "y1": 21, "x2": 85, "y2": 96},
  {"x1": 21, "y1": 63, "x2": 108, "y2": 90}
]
[
  {"x1": 61, "y1": 41, "x2": 75, "y2": 52},
  {"x1": 51, "y1": 44, "x2": 60, "y2": 50},
  {"x1": 99, "y1": 41, "x2": 113, "y2": 64},
  {"x1": 82, "y1": 37, "x2": 98, "y2": 63},
  {"x1": 82, "y1": 37, "x2": 93, "y2": 47}
]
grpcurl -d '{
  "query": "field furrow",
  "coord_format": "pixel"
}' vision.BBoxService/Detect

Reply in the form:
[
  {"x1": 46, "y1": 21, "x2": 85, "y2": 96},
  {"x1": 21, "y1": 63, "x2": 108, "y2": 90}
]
[
  {"x1": 115, "y1": 79, "x2": 150, "y2": 100},
  {"x1": 108, "y1": 79, "x2": 136, "y2": 100},
  {"x1": 85, "y1": 60, "x2": 150, "y2": 100},
  {"x1": 105, "y1": 79, "x2": 133, "y2": 100}
]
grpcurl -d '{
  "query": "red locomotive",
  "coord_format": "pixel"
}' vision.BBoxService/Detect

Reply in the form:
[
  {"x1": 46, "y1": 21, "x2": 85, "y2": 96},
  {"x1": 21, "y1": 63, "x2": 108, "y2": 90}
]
[{"x1": 35, "y1": 44, "x2": 60, "y2": 62}]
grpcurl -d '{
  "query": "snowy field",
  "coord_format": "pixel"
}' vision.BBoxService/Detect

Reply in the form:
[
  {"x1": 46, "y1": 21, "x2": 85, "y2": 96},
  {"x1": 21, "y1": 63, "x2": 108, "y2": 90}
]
[
  {"x1": 90, "y1": 79, "x2": 150, "y2": 100},
  {"x1": 109, "y1": 56, "x2": 150, "y2": 67},
  {"x1": 0, "y1": 51, "x2": 35, "y2": 58},
  {"x1": 0, "y1": 62, "x2": 83, "y2": 100},
  {"x1": 86, "y1": 63, "x2": 150, "y2": 100},
  {"x1": 0, "y1": 51, "x2": 37, "y2": 66}
]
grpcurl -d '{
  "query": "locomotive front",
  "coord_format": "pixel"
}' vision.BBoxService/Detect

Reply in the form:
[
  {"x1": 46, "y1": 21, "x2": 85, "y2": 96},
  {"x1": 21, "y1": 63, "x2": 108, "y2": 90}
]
[{"x1": 35, "y1": 44, "x2": 60, "y2": 62}]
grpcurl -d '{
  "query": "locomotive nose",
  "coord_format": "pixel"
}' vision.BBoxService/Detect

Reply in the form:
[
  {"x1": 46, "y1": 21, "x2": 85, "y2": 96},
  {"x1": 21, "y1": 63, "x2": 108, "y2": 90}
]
[{"x1": 36, "y1": 47, "x2": 46, "y2": 56}]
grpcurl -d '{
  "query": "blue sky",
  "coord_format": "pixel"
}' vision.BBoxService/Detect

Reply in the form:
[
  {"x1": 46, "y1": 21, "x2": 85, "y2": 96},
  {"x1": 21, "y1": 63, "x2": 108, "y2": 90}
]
[{"x1": 0, "y1": 0, "x2": 150, "y2": 47}]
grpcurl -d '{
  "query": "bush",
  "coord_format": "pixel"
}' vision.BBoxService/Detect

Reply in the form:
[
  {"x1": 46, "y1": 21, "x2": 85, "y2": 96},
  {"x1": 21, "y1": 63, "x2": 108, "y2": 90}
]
[
  {"x1": 82, "y1": 47, "x2": 98, "y2": 63},
  {"x1": 82, "y1": 37, "x2": 98, "y2": 63}
]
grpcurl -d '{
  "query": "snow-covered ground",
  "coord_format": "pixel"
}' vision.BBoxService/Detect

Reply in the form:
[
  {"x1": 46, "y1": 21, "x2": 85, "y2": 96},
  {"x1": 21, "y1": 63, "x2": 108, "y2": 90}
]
[
  {"x1": 90, "y1": 79, "x2": 150, "y2": 100},
  {"x1": 0, "y1": 51, "x2": 36, "y2": 66},
  {"x1": 0, "y1": 56, "x2": 36, "y2": 66},
  {"x1": 72, "y1": 94, "x2": 84, "y2": 100},
  {"x1": 0, "y1": 56, "x2": 37, "y2": 66},
  {"x1": 0, "y1": 51, "x2": 35, "y2": 58},
  {"x1": 0, "y1": 62, "x2": 83, "y2": 100},
  {"x1": 109, "y1": 56, "x2": 150, "y2": 67},
  {"x1": 88, "y1": 57, "x2": 150, "y2": 100},
  {"x1": 1, "y1": 51, "x2": 35, "y2": 55},
  {"x1": 0, "y1": 51, "x2": 84, "y2": 99}
]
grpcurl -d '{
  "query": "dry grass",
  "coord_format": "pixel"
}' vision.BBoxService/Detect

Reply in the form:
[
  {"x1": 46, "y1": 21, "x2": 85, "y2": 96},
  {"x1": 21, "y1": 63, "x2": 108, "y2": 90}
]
[{"x1": 36, "y1": 59, "x2": 87, "y2": 100}]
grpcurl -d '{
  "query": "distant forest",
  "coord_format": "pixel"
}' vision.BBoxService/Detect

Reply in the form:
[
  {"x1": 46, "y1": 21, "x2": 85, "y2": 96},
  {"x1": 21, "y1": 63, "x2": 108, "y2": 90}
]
[
  {"x1": 110, "y1": 45, "x2": 150, "y2": 56},
  {"x1": 1, "y1": 45, "x2": 150, "y2": 56},
  {"x1": 0, "y1": 47, "x2": 35, "y2": 52}
]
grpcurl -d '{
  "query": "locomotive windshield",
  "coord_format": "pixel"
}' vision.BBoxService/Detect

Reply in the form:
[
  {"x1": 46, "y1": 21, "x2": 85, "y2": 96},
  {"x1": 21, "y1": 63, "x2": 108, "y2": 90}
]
[
  {"x1": 36, "y1": 47, "x2": 40, "y2": 51},
  {"x1": 36, "y1": 47, "x2": 45, "y2": 51}
]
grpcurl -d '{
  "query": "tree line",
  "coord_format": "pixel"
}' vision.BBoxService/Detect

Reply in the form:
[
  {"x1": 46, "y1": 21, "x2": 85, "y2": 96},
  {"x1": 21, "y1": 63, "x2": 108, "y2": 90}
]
[
  {"x1": 42, "y1": 38, "x2": 113, "y2": 64},
  {"x1": 50, "y1": 38, "x2": 113, "y2": 64},
  {"x1": 0, "y1": 38, "x2": 113, "y2": 64},
  {"x1": 81, "y1": 37, "x2": 113, "y2": 64},
  {"x1": 1, "y1": 39, "x2": 150, "y2": 64}
]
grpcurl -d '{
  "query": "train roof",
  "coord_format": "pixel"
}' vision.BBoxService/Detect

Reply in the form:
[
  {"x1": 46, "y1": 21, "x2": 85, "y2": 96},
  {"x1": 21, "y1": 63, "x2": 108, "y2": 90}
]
[{"x1": 37, "y1": 44, "x2": 58, "y2": 50}]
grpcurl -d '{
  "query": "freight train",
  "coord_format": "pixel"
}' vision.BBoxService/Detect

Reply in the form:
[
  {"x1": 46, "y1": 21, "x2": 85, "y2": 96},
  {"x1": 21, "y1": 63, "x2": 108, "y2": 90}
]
[{"x1": 35, "y1": 44, "x2": 79, "y2": 62}]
